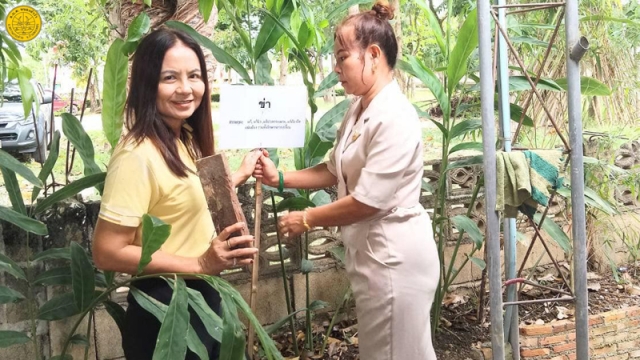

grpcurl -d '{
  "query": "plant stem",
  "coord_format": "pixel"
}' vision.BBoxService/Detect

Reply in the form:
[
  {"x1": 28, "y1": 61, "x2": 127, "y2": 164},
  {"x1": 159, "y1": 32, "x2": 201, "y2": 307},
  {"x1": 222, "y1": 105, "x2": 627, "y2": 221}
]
[
  {"x1": 270, "y1": 192, "x2": 299, "y2": 356},
  {"x1": 84, "y1": 310, "x2": 93, "y2": 360},
  {"x1": 304, "y1": 231, "x2": 313, "y2": 352}
]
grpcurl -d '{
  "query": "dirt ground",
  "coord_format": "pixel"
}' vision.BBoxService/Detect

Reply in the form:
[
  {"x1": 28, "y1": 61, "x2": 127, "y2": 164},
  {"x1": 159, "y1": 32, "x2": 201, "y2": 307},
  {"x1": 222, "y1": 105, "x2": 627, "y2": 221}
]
[{"x1": 267, "y1": 263, "x2": 640, "y2": 360}]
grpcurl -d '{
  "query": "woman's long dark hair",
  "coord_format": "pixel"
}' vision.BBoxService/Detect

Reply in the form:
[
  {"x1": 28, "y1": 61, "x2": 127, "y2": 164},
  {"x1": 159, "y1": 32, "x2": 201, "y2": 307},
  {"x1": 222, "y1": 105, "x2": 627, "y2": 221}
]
[{"x1": 125, "y1": 28, "x2": 214, "y2": 178}]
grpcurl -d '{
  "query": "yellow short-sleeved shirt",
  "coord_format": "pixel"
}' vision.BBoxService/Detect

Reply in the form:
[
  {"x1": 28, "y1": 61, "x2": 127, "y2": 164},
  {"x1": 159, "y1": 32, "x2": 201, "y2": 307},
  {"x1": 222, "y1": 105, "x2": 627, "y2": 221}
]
[{"x1": 99, "y1": 137, "x2": 214, "y2": 257}]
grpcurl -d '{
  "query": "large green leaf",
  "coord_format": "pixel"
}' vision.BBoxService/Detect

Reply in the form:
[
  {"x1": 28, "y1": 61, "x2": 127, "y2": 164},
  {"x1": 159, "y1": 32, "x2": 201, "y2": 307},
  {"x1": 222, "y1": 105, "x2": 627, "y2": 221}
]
[
  {"x1": 326, "y1": 0, "x2": 373, "y2": 21},
  {"x1": 198, "y1": 0, "x2": 215, "y2": 22},
  {"x1": 315, "y1": 99, "x2": 350, "y2": 142},
  {"x1": 553, "y1": 77, "x2": 612, "y2": 96},
  {"x1": 0, "y1": 33, "x2": 21, "y2": 63},
  {"x1": 102, "y1": 38, "x2": 128, "y2": 148},
  {"x1": 0, "y1": 253, "x2": 26, "y2": 280},
  {"x1": 259, "y1": 9, "x2": 314, "y2": 73},
  {"x1": 446, "y1": 155, "x2": 483, "y2": 171},
  {"x1": 256, "y1": 53, "x2": 275, "y2": 86},
  {"x1": 413, "y1": 0, "x2": 445, "y2": 56},
  {"x1": 398, "y1": 57, "x2": 450, "y2": 119},
  {"x1": 254, "y1": 0, "x2": 295, "y2": 61},
  {"x1": 557, "y1": 186, "x2": 618, "y2": 215},
  {"x1": 70, "y1": 242, "x2": 95, "y2": 311},
  {"x1": 311, "y1": 190, "x2": 331, "y2": 206},
  {"x1": 509, "y1": 76, "x2": 563, "y2": 92},
  {"x1": 0, "y1": 285, "x2": 24, "y2": 304},
  {"x1": 32, "y1": 247, "x2": 71, "y2": 262},
  {"x1": 449, "y1": 142, "x2": 483, "y2": 154},
  {"x1": 32, "y1": 266, "x2": 71, "y2": 286},
  {"x1": 17, "y1": 66, "x2": 36, "y2": 119},
  {"x1": 34, "y1": 172, "x2": 107, "y2": 214},
  {"x1": 38, "y1": 292, "x2": 81, "y2": 320},
  {"x1": 186, "y1": 287, "x2": 223, "y2": 342},
  {"x1": 534, "y1": 213, "x2": 571, "y2": 254},
  {"x1": 218, "y1": 292, "x2": 246, "y2": 360},
  {"x1": 0, "y1": 331, "x2": 30, "y2": 348},
  {"x1": 138, "y1": 215, "x2": 172, "y2": 275},
  {"x1": 62, "y1": 113, "x2": 102, "y2": 177},
  {"x1": 450, "y1": 119, "x2": 482, "y2": 140},
  {"x1": 103, "y1": 300, "x2": 126, "y2": 338},
  {"x1": 0, "y1": 150, "x2": 42, "y2": 187},
  {"x1": 507, "y1": 102, "x2": 534, "y2": 127},
  {"x1": 305, "y1": 132, "x2": 333, "y2": 167},
  {"x1": 276, "y1": 197, "x2": 316, "y2": 212},
  {"x1": 152, "y1": 278, "x2": 190, "y2": 360},
  {"x1": 1, "y1": 167, "x2": 25, "y2": 215},
  {"x1": 510, "y1": 36, "x2": 549, "y2": 47},
  {"x1": 447, "y1": 9, "x2": 478, "y2": 95},
  {"x1": 166, "y1": 21, "x2": 252, "y2": 84},
  {"x1": 32, "y1": 130, "x2": 61, "y2": 201},
  {"x1": 314, "y1": 71, "x2": 339, "y2": 97},
  {"x1": 126, "y1": 12, "x2": 150, "y2": 43},
  {"x1": 0, "y1": 206, "x2": 47, "y2": 236},
  {"x1": 451, "y1": 215, "x2": 484, "y2": 250},
  {"x1": 469, "y1": 256, "x2": 486, "y2": 270}
]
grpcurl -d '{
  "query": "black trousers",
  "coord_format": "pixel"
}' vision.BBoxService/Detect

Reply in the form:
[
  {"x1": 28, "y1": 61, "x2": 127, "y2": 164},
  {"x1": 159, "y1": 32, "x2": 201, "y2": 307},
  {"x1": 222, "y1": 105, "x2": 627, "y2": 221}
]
[{"x1": 122, "y1": 278, "x2": 222, "y2": 360}]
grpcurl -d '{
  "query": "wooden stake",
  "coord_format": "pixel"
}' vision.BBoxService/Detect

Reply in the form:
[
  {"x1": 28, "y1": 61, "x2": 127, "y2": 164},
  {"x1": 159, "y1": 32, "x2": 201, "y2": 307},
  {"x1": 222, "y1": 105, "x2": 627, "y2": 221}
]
[{"x1": 247, "y1": 178, "x2": 263, "y2": 359}]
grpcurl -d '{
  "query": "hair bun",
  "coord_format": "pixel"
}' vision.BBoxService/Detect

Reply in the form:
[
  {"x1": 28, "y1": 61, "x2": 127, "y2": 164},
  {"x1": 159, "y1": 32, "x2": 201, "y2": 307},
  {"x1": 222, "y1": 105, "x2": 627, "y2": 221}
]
[{"x1": 371, "y1": 0, "x2": 394, "y2": 21}]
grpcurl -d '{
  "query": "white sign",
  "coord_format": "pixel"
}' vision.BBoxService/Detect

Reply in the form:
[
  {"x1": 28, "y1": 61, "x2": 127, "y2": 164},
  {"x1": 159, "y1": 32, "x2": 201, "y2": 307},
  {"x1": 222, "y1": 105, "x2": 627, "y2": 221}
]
[{"x1": 217, "y1": 85, "x2": 308, "y2": 149}]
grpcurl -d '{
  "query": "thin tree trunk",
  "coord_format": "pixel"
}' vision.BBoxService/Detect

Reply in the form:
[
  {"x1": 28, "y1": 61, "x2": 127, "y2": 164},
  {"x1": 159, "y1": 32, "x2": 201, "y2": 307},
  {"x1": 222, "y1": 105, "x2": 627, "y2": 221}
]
[
  {"x1": 318, "y1": 50, "x2": 330, "y2": 103},
  {"x1": 279, "y1": 47, "x2": 288, "y2": 85}
]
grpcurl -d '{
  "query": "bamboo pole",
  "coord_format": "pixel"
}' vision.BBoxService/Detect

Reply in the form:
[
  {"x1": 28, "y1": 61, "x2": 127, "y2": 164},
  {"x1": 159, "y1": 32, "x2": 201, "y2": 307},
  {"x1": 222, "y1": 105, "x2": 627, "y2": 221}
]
[{"x1": 247, "y1": 178, "x2": 263, "y2": 358}]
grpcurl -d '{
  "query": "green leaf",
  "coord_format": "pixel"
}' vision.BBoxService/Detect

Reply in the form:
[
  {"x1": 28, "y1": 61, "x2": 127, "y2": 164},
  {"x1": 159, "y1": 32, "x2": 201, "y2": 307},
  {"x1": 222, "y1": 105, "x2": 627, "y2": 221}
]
[
  {"x1": 0, "y1": 285, "x2": 24, "y2": 304},
  {"x1": 557, "y1": 186, "x2": 618, "y2": 215},
  {"x1": 510, "y1": 36, "x2": 548, "y2": 47},
  {"x1": 1, "y1": 167, "x2": 26, "y2": 215},
  {"x1": 327, "y1": 245, "x2": 345, "y2": 264},
  {"x1": 32, "y1": 130, "x2": 61, "y2": 201},
  {"x1": 69, "y1": 334, "x2": 89, "y2": 346},
  {"x1": 38, "y1": 293, "x2": 81, "y2": 320},
  {"x1": 469, "y1": 256, "x2": 486, "y2": 270},
  {"x1": 534, "y1": 213, "x2": 571, "y2": 254},
  {"x1": 398, "y1": 57, "x2": 450, "y2": 119},
  {"x1": 413, "y1": 0, "x2": 445, "y2": 56},
  {"x1": 509, "y1": 76, "x2": 563, "y2": 92},
  {"x1": 186, "y1": 287, "x2": 223, "y2": 342},
  {"x1": 218, "y1": 292, "x2": 246, "y2": 360},
  {"x1": 34, "y1": 173, "x2": 107, "y2": 214},
  {"x1": 17, "y1": 66, "x2": 36, "y2": 120},
  {"x1": 449, "y1": 142, "x2": 483, "y2": 154},
  {"x1": 256, "y1": 53, "x2": 275, "y2": 86},
  {"x1": 276, "y1": 197, "x2": 316, "y2": 212},
  {"x1": 103, "y1": 300, "x2": 126, "y2": 338},
  {"x1": 315, "y1": 71, "x2": 339, "y2": 97},
  {"x1": 102, "y1": 38, "x2": 129, "y2": 148},
  {"x1": 152, "y1": 278, "x2": 190, "y2": 360},
  {"x1": 309, "y1": 299, "x2": 329, "y2": 311},
  {"x1": 326, "y1": 0, "x2": 373, "y2": 21},
  {"x1": 300, "y1": 259, "x2": 314, "y2": 274},
  {"x1": 449, "y1": 119, "x2": 482, "y2": 139},
  {"x1": 0, "y1": 331, "x2": 30, "y2": 348},
  {"x1": 451, "y1": 215, "x2": 484, "y2": 250},
  {"x1": 0, "y1": 253, "x2": 26, "y2": 280},
  {"x1": 315, "y1": 99, "x2": 350, "y2": 142},
  {"x1": 446, "y1": 155, "x2": 484, "y2": 171},
  {"x1": 0, "y1": 150, "x2": 43, "y2": 187},
  {"x1": 32, "y1": 266, "x2": 71, "y2": 286},
  {"x1": 0, "y1": 206, "x2": 47, "y2": 236},
  {"x1": 553, "y1": 77, "x2": 612, "y2": 96},
  {"x1": 32, "y1": 247, "x2": 70, "y2": 262},
  {"x1": 126, "y1": 12, "x2": 151, "y2": 43},
  {"x1": 265, "y1": 308, "x2": 307, "y2": 334},
  {"x1": 311, "y1": 190, "x2": 331, "y2": 206},
  {"x1": 267, "y1": 148, "x2": 279, "y2": 168},
  {"x1": 447, "y1": 8, "x2": 478, "y2": 95},
  {"x1": 0, "y1": 33, "x2": 22, "y2": 62},
  {"x1": 305, "y1": 133, "x2": 333, "y2": 167},
  {"x1": 198, "y1": 0, "x2": 215, "y2": 22},
  {"x1": 294, "y1": 147, "x2": 305, "y2": 171},
  {"x1": 62, "y1": 113, "x2": 102, "y2": 178},
  {"x1": 507, "y1": 102, "x2": 534, "y2": 127},
  {"x1": 254, "y1": 0, "x2": 295, "y2": 60},
  {"x1": 104, "y1": 271, "x2": 116, "y2": 287},
  {"x1": 259, "y1": 9, "x2": 314, "y2": 73},
  {"x1": 138, "y1": 215, "x2": 172, "y2": 275},
  {"x1": 580, "y1": 15, "x2": 640, "y2": 26},
  {"x1": 166, "y1": 21, "x2": 252, "y2": 84},
  {"x1": 70, "y1": 242, "x2": 95, "y2": 311}
]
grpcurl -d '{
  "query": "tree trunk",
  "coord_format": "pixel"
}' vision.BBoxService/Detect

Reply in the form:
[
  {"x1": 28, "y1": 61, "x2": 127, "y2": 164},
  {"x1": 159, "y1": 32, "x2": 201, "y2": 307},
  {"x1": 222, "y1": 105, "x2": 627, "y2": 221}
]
[
  {"x1": 279, "y1": 47, "x2": 288, "y2": 85},
  {"x1": 90, "y1": 70, "x2": 101, "y2": 113},
  {"x1": 318, "y1": 50, "x2": 331, "y2": 103}
]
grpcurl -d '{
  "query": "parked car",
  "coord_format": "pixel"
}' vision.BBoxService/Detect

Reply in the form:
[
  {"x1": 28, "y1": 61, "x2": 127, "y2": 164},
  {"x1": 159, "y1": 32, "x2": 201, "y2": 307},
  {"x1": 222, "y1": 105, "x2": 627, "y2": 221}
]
[
  {"x1": 45, "y1": 90, "x2": 80, "y2": 114},
  {"x1": 0, "y1": 81, "x2": 52, "y2": 163}
]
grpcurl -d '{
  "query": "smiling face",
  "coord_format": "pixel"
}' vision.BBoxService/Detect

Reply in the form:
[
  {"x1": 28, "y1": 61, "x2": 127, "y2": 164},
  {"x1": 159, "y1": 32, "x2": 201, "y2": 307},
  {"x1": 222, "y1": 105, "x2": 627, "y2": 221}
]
[
  {"x1": 156, "y1": 41, "x2": 205, "y2": 134},
  {"x1": 333, "y1": 25, "x2": 377, "y2": 97}
]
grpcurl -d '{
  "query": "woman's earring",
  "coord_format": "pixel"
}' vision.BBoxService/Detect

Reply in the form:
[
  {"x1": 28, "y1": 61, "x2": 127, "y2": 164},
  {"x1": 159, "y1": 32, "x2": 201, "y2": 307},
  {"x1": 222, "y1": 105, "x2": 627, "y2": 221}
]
[{"x1": 372, "y1": 63, "x2": 377, "y2": 74}]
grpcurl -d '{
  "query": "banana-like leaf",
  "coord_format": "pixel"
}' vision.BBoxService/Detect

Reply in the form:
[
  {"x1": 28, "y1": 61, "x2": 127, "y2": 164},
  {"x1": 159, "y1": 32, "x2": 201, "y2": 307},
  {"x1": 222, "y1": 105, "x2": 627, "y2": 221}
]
[
  {"x1": 449, "y1": 142, "x2": 483, "y2": 154},
  {"x1": 102, "y1": 38, "x2": 128, "y2": 149},
  {"x1": 413, "y1": 0, "x2": 445, "y2": 56},
  {"x1": 103, "y1": 300, "x2": 126, "y2": 338},
  {"x1": 259, "y1": 9, "x2": 314, "y2": 73},
  {"x1": 446, "y1": 155, "x2": 483, "y2": 171},
  {"x1": 32, "y1": 130, "x2": 61, "y2": 201},
  {"x1": 553, "y1": 77, "x2": 612, "y2": 96},
  {"x1": 138, "y1": 215, "x2": 171, "y2": 275},
  {"x1": 34, "y1": 172, "x2": 107, "y2": 215},
  {"x1": 326, "y1": 0, "x2": 373, "y2": 21},
  {"x1": 0, "y1": 331, "x2": 30, "y2": 348},
  {"x1": 509, "y1": 76, "x2": 563, "y2": 92},
  {"x1": 126, "y1": 12, "x2": 150, "y2": 43},
  {"x1": 0, "y1": 33, "x2": 21, "y2": 62},
  {"x1": 256, "y1": 53, "x2": 275, "y2": 86},
  {"x1": 0, "y1": 150, "x2": 42, "y2": 187},
  {"x1": 0, "y1": 252, "x2": 27, "y2": 280},
  {"x1": 311, "y1": 190, "x2": 331, "y2": 206},
  {"x1": 1, "y1": 167, "x2": 25, "y2": 215},
  {"x1": 315, "y1": 71, "x2": 339, "y2": 97},
  {"x1": 17, "y1": 66, "x2": 36, "y2": 120},
  {"x1": 305, "y1": 132, "x2": 333, "y2": 168},
  {"x1": 315, "y1": 99, "x2": 350, "y2": 142},
  {"x1": 449, "y1": 119, "x2": 482, "y2": 140},
  {"x1": 451, "y1": 215, "x2": 484, "y2": 250},
  {"x1": 32, "y1": 247, "x2": 70, "y2": 262},
  {"x1": 276, "y1": 197, "x2": 316, "y2": 212},
  {"x1": 152, "y1": 278, "x2": 190, "y2": 360},
  {"x1": 0, "y1": 206, "x2": 47, "y2": 236},
  {"x1": 70, "y1": 242, "x2": 95, "y2": 311},
  {"x1": 507, "y1": 102, "x2": 534, "y2": 127},
  {"x1": 0, "y1": 285, "x2": 24, "y2": 304},
  {"x1": 398, "y1": 57, "x2": 450, "y2": 119},
  {"x1": 198, "y1": 0, "x2": 215, "y2": 22},
  {"x1": 447, "y1": 9, "x2": 478, "y2": 95},
  {"x1": 254, "y1": 0, "x2": 294, "y2": 61},
  {"x1": 534, "y1": 213, "x2": 571, "y2": 254},
  {"x1": 61, "y1": 113, "x2": 102, "y2": 178},
  {"x1": 166, "y1": 21, "x2": 252, "y2": 84},
  {"x1": 38, "y1": 292, "x2": 81, "y2": 320}
]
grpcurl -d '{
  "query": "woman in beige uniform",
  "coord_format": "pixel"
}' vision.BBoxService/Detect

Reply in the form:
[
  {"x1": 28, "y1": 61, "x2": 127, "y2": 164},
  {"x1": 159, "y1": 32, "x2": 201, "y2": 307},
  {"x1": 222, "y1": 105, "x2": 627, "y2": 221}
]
[{"x1": 254, "y1": 1, "x2": 439, "y2": 359}]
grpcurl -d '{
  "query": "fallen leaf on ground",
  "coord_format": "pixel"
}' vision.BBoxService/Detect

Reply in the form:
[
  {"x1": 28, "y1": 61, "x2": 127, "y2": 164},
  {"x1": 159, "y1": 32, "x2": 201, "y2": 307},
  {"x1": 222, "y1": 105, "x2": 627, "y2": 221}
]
[{"x1": 443, "y1": 293, "x2": 466, "y2": 307}]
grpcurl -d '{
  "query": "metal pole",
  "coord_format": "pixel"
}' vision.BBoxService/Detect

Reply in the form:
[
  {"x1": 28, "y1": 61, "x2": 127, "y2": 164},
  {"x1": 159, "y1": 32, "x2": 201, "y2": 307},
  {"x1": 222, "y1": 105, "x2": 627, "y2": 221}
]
[
  {"x1": 478, "y1": 1, "x2": 505, "y2": 359},
  {"x1": 565, "y1": 0, "x2": 590, "y2": 358},
  {"x1": 496, "y1": 2, "x2": 519, "y2": 356}
]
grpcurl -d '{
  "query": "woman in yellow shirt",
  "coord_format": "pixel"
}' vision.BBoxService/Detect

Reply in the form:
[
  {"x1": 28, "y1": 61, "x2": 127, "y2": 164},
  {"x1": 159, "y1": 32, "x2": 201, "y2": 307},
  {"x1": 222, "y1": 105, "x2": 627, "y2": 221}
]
[{"x1": 92, "y1": 28, "x2": 259, "y2": 359}]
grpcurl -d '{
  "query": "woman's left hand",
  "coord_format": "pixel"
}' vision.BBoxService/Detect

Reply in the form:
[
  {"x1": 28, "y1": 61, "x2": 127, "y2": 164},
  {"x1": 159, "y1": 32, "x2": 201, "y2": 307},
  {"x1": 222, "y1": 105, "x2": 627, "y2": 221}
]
[
  {"x1": 238, "y1": 150, "x2": 263, "y2": 178},
  {"x1": 278, "y1": 211, "x2": 309, "y2": 242}
]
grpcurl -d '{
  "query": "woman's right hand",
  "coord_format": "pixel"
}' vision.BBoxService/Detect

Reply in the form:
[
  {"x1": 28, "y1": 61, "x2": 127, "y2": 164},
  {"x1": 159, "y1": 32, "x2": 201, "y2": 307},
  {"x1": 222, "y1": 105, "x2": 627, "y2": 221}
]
[
  {"x1": 253, "y1": 150, "x2": 279, "y2": 187},
  {"x1": 198, "y1": 222, "x2": 258, "y2": 275}
]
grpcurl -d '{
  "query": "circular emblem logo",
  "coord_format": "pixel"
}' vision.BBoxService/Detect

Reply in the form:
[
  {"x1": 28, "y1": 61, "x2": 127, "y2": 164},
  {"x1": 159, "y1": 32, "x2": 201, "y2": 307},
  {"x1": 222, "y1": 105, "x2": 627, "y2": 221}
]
[{"x1": 5, "y1": 6, "x2": 42, "y2": 42}]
